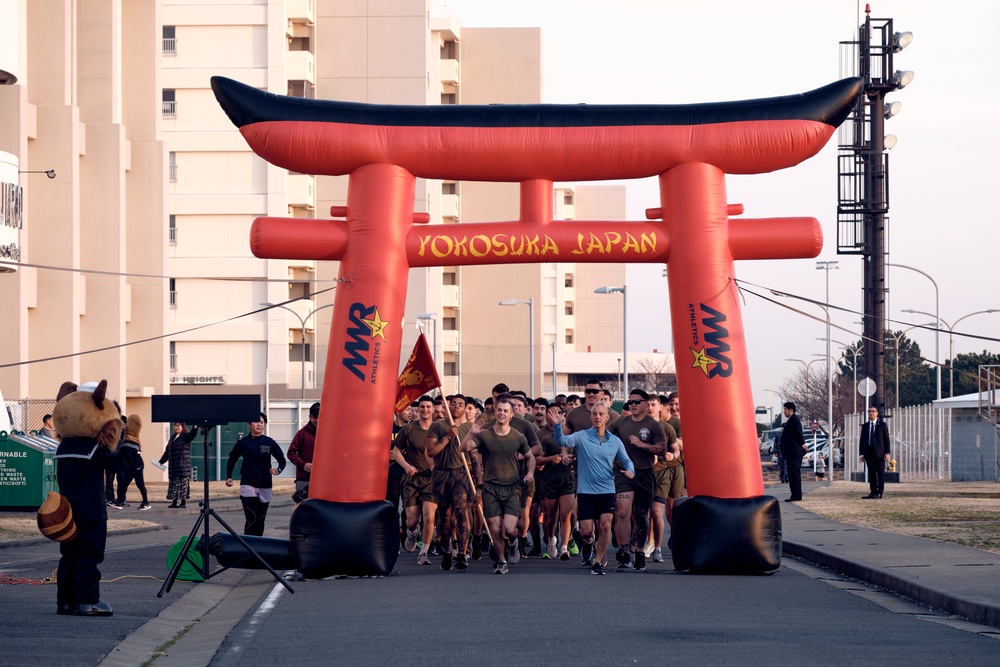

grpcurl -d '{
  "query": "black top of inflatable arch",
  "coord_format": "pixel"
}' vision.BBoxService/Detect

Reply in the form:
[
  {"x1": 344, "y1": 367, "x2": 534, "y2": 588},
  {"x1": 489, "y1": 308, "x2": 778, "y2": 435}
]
[{"x1": 211, "y1": 77, "x2": 862, "y2": 130}]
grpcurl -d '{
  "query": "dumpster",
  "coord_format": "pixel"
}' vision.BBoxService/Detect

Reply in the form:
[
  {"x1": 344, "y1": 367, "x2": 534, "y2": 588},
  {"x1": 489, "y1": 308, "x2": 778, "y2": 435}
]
[{"x1": 0, "y1": 432, "x2": 59, "y2": 509}]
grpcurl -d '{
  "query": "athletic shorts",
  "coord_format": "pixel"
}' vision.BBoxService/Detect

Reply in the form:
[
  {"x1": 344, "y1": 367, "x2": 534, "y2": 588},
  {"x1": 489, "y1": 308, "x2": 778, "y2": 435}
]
[
  {"x1": 614, "y1": 467, "x2": 656, "y2": 509},
  {"x1": 482, "y1": 481, "x2": 521, "y2": 518},
  {"x1": 576, "y1": 493, "x2": 616, "y2": 521},
  {"x1": 431, "y1": 468, "x2": 473, "y2": 509},
  {"x1": 654, "y1": 464, "x2": 685, "y2": 502},
  {"x1": 401, "y1": 472, "x2": 433, "y2": 508},
  {"x1": 541, "y1": 471, "x2": 577, "y2": 500}
]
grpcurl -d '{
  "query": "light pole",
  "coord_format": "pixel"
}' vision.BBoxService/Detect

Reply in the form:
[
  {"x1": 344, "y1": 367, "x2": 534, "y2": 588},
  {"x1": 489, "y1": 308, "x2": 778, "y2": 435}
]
[
  {"x1": 416, "y1": 313, "x2": 438, "y2": 366},
  {"x1": 499, "y1": 299, "x2": 534, "y2": 396},
  {"x1": 902, "y1": 308, "x2": 1000, "y2": 397},
  {"x1": 817, "y1": 260, "x2": 838, "y2": 481},
  {"x1": 832, "y1": 339, "x2": 861, "y2": 415},
  {"x1": 889, "y1": 264, "x2": 940, "y2": 401},
  {"x1": 262, "y1": 301, "x2": 333, "y2": 400},
  {"x1": 595, "y1": 286, "x2": 627, "y2": 395}
]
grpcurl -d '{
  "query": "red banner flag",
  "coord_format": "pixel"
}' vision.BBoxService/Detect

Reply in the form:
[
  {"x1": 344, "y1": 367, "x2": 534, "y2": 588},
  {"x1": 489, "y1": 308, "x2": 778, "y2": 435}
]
[{"x1": 394, "y1": 333, "x2": 441, "y2": 413}]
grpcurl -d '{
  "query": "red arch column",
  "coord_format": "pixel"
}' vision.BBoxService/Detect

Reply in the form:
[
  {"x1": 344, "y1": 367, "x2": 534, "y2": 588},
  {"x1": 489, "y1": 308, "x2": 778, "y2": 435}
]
[{"x1": 310, "y1": 163, "x2": 415, "y2": 503}]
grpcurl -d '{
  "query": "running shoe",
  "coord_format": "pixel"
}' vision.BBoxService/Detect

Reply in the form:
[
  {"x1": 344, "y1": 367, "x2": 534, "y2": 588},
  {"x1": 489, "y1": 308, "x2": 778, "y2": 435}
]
[
  {"x1": 109, "y1": 501, "x2": 124, "y2": 510},
  {"x1": 558, "y1": 545, "x2": 570, "y2": 561},
  {"x1": 591, "y1": 562, "x2": 606, "y2": 575},
  {"x1": 404, "y1": 530, "x2": 418, "y2": 553},
  {"x1": 455, "y1": 554, "x2": 468, "y2": 570},
  {"x1": 429, "y1": 541, "x2": 442, "y2": 556},
  {"x1": 138, "y1": 503, "x2": 151, "y2": 511},
  {"x1": 643, "y1": 539, "x2": 655, "y2": 557},
  {"x1": 546, "y1": 539, "x2": 558, "y2": 560},
  {"x1": 440, "y1": 551, "x2": 453, "y2": 571},
  {"x1": 507, "y1": 537, "x2": 520, "y2": 564},
  {"x1": 652, "y1": 547, "x2": 664, "y2": 563},
  {"x1": 417, "y1": 551, "x2": 432, "y2": 565},
  {"x1": 567, "y1": 538, "x2": 580, "y2": 556},
  {"x1": 616, "y1": 547, "x2": 632, "y2": 570},
  {"x1": 497, "y1": 561, "x2": 509, "y2": 575},
  {"x1": 580, "y1": 540, "x2": 595, "y2": 566},
  {"x1": 471, "y1": 536, "x2": 483, "y2": 560},
  {"x1": 634, "y1": 552, "x2": 646, "y2": 571}
]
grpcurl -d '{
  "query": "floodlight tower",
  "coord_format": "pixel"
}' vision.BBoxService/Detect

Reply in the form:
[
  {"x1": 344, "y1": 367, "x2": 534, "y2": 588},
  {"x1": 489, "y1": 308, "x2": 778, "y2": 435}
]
[{"x1": 836, "y1": 5, "x2": 913, "y2": 411}]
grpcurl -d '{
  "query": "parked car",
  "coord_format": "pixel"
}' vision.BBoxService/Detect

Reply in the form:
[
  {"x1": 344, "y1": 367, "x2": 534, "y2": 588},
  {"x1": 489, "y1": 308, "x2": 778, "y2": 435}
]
[{"x1": 759, "y1": 428, "x2": 782, "y2": 455}]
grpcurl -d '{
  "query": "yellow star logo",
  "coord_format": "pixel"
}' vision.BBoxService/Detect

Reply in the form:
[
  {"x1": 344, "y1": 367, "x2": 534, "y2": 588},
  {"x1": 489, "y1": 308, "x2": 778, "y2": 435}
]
[
  {"x1": 690, "y1": 347, "x2": 719, "y2": 377},
  {"x1": 362, "y1": 308, "x2": 389, "y2": 340}
]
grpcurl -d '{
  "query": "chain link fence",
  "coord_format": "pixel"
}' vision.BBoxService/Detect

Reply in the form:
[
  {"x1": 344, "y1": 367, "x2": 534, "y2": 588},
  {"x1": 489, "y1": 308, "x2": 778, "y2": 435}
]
[
  {"x1": 4, "y1": 398, "x2": 58, "y2": 434},
  {"x1": 843, "y1": 403, "x2": 951, "y2": 482}
]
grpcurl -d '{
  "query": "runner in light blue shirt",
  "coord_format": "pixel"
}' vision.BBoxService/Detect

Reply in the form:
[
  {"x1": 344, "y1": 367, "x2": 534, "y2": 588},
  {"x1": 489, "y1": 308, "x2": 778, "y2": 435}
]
[{"x1": 552, "y1": 404, "x2": 634, "y2": 574}]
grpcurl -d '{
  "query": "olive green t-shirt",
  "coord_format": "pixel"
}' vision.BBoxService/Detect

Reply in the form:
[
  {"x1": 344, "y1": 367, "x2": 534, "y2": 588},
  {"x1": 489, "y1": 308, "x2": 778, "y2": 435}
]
[
  {"x1": 427, "y1": 419, "x2": 465, "y2": 470},
  {"x1": 472, "y1": 428, "x2": 529, "y2": 485},
  {"x1": 392, "y1": 421, "x2": 431, "y2": 473},
  {"x1": 608, "y1": 414, "x2": 667, "y2": 470}
]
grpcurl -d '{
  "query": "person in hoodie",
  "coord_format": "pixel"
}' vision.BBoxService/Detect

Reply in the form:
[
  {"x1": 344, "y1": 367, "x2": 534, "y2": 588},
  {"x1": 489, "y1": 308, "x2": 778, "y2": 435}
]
[
  {"x1": 288, "y1": 402, "x2": 319, "y2": 502},
  {"x1": 111, "y1": 414, "x2": 151, "y2": 510},
  {"x1": 226, "y1": 412, "x2": 286, "y2": 536}
]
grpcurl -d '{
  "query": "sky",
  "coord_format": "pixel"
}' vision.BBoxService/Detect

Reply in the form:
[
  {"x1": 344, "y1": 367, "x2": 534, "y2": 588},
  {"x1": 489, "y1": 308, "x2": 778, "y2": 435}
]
[{"x1": 437, "y1": 0, "x2": 1000, "y2": 416}]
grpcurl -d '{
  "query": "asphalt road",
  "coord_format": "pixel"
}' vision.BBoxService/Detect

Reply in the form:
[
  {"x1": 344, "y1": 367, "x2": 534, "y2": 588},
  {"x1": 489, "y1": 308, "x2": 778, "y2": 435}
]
[{"x1": 3, "y1": 501, "x2": 999, "y2": 666}]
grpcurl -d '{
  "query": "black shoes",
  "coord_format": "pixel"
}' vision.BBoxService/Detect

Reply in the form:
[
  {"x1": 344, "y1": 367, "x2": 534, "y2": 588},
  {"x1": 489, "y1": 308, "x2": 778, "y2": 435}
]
[
  {"x1": 73, "y1": 600, "x2": 113, "y2": 617},
  {"x1": 454, "y1": 554, "x2": 468, "y2": 570},
  {"x1": 471, "y1": 536, "x2": 482, "y2": 560},
  {"x1": 862, "y1": 493, "x2": 876, "y2": 499},
  {"x1": 634, "y1": 552, "x2": 646, "y2": 571},
  {"x1": 784, "y1": 497, "x2": 801, "y2": 502},
  {"x1": 440, "y1": 551, "x2": 453, "y2": 571},
  {"x1": 580, "y1": 540, "x2": 595, "y2": 567}
]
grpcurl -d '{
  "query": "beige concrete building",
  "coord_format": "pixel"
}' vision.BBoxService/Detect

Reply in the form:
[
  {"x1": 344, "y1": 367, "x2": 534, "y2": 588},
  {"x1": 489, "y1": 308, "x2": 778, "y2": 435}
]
[{"x1": 0, "y1": 0, "x2": 674, "y2": 454}]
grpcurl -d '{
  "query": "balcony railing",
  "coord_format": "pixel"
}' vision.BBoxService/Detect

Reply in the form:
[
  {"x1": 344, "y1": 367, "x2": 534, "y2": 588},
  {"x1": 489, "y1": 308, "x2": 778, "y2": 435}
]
[
  {"x1": 162, "y1": 100, "x2": 176, "y2": 118},
  {"x1": 162, "y1": 38, "x2": 176, "y2": 55}
]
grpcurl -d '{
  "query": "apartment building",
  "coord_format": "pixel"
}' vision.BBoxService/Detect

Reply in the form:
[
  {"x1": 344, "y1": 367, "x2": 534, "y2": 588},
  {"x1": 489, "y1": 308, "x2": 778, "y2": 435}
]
[{"x1": 0, "y1": 0, "x2": 673, "y2": 445}]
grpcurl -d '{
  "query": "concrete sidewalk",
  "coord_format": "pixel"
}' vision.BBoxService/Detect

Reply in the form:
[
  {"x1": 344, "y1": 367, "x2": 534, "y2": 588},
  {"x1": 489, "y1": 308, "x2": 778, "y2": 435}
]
[{"x1": 779, "y1": 490, "x2": 1000, "y2": 629}]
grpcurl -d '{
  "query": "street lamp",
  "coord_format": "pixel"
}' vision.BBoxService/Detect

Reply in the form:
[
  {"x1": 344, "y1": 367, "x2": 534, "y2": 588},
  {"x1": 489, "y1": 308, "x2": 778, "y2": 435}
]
[
  {"x1": 832, "y1": 339, "x2": 861, "y2": 415},
  {"x1": 499, "y1": 298, "x2": 534, "y2": 396},
  {"x1": 889, "y1": 263, "x2": 940, "y2": 401},
  {"x1": 817, "y1": 260, "x2": 838, "y2": 482},
  {"x1": 595, "y1": 286, "x2": 627, "y2": 396},
  {"x1": 902, "y1": 308, "x2": 1000, "y2": 397},
  {"x1": 262, "y1": 301, "x2": 333, "y2": 399},
  {"x1": 416, "y1": 313, "x2": 438, "y2": 366}
]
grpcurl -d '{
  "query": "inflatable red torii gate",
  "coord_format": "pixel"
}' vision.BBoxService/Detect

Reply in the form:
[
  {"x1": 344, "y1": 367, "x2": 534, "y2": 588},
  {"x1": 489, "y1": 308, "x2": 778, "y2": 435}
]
[{"x1": 212, "y1": 76, "x2": 861, "y2": 576}]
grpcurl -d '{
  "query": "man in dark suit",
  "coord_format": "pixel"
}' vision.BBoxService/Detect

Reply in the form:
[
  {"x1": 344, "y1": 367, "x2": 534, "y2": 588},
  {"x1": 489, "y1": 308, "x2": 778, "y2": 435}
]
[
  {"x1": 859, "y1": 406, "x2": 891, "y2": 499},
  {"x1": 779, "y1": 402, "x2": 806, "y2": 502}
]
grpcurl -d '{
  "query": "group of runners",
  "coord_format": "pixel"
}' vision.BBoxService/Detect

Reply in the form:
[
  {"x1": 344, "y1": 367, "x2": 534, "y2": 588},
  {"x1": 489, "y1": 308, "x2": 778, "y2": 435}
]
[{"x1": 388, "y1": 380, "x2": 683, "y2": 575}]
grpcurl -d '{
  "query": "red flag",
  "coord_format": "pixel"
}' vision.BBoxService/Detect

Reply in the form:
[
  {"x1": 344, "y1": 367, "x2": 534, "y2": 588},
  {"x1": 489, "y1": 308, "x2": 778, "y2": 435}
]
[{"x1": 394, "y1": 334, "x2": 441, "y2": 413}]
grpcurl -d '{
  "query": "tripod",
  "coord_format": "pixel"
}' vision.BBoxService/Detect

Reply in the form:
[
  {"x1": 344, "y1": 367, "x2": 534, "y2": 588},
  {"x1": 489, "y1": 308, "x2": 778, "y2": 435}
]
[{"x1": 157, "y1": 423, "x2": 294, "y2": 597}]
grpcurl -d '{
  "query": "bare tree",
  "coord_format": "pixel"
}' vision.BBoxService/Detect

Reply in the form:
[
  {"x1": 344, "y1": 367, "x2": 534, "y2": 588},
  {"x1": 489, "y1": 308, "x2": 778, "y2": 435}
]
[{"x1": 629, "y1": 357, "x2": 677, "y2": 395}]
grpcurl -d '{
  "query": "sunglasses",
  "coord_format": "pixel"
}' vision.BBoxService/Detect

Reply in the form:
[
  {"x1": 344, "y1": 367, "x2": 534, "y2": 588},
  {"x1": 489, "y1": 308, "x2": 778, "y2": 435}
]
[
  {"x1": 626, "y1": 399, "x2": 646, "y2": 406},
  {"x1": 584, "y1": 388, "x2": 601, "y2": 395}
]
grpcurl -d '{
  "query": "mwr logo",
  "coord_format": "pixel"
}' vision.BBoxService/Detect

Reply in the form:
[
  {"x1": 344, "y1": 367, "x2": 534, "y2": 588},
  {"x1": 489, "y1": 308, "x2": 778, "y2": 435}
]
[
  {"x1": 342, "y1": 303, "x2": 389, "y2": 381},
  {"x1": 688, "y1": 303, "x2": 733, "y2": 378}
]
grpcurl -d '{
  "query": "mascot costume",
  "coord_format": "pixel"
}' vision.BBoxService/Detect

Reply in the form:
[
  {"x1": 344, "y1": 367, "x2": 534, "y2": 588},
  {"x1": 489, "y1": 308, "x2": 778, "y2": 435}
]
[
  {"x1": 210, "y1": 75, "x2": 862, "y2": 576},
  {"x1": 50, "y1": 380, "x2": 124, "y2": 616}
]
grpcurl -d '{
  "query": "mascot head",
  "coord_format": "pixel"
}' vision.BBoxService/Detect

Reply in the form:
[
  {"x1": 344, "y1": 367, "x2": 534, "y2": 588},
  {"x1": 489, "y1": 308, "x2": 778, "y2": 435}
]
[{"x1": 52, "y1": 380, "x2": 123, "y2": 450}]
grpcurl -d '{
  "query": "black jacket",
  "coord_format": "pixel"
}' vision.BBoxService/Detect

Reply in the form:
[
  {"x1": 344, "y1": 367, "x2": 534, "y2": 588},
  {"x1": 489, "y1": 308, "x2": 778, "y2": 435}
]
[
  {"x1": 159, "y1": 426, "x2": 199, "y2": 479},
  {"x1": 859, "y1": 419, "x2": 891, "y2": 458},
  {"x1": 779, "y1": 413, "x2": 806, "y2": 459},
  {"x1": 55, "y1": 436, "x2": 125, "y2": 523}
]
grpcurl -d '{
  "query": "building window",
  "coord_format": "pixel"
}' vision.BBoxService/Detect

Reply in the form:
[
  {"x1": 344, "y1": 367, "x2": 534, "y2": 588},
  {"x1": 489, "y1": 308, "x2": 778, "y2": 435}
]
[
  {"x1": 162, "y1": 89, "x2": 176, "y2": 118},
  {"x1": 162, "y1": 26, "x2": 176, "y2": 55},
  {"x1": 564, "y1": 192, "x2": 574, "y2": 205},
  {"x1": 442, "y1": 182, "x2": 457, "y2": 195},
  {"x1": 169, "y1": 278, "x2": 177, "y2": 307},
  {"x1": 168, "y1": 214, "x2": 177, "y2": 244},
  {"x1": 440, "y1": 40, "x2": 457, "y2": 60},
  {"x1": 565, "y1": 329, "x2": 574, "y2": 344},
  {"x1": 169, "y1": 341, "x2": 177, "y2": 371},
  {"x1": 168, "y1": 152, "x2": 177, "y2": 182},
  {"x1": 441, "y1": 93, "x2": 456, "y2": 105},
  {"x1": 444, "y1": 361, "x2": 458, "y2": 376},
  {"x1": 564, "y1": 273, "x2": 574, "y2": 288},
  {"x1": 565, "y1": 301, "x2": 574, "y2": 316},
  {"x1": 443, "y1": 317, "x2": 457, "y2": 331},
  {"x1": 290, "y1": 343, "x2": 312, "y2": 363},
  {"x1": 442, "y1": 270, "x2": 457, "y2": 286}
]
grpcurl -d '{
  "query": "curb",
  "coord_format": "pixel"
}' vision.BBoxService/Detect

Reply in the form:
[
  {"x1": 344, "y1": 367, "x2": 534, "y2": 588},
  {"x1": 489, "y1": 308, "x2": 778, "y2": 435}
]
[
  {"x1": 0, "y1": 523, "x2": 169, "y2": 550},
  {"x1": 783, "y1": 539, "x2": 1000, "y2": 629}
]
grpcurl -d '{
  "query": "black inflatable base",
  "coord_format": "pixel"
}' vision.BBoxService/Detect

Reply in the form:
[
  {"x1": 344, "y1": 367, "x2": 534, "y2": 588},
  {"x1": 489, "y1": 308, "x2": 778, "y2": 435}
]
[
  {"x1": 209, "y1": 533, "x2": 296, "y2": 571},
  {"x1": 670, "y1": 495, "x2": 782, "y2": 574},
  {"x1": 289, "y1": 498, "x2": 399, "y2": 578}
]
